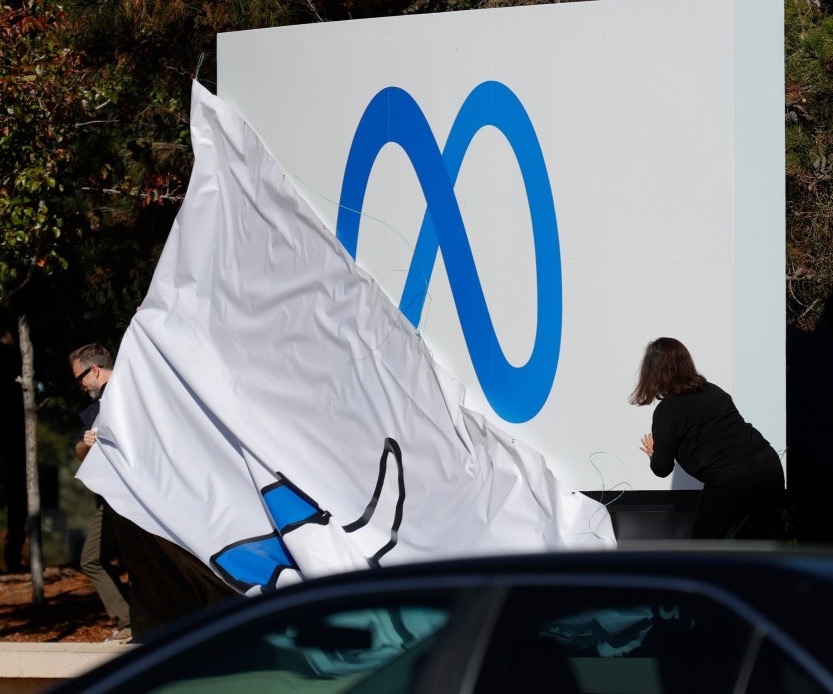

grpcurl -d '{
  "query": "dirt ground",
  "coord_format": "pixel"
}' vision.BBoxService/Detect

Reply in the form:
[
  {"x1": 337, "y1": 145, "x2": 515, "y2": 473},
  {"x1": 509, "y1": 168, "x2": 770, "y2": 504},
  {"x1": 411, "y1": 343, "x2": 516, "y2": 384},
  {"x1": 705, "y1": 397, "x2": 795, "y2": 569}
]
[{"x1": 0, "y1": 566, "x2": 116, "y2": 642}]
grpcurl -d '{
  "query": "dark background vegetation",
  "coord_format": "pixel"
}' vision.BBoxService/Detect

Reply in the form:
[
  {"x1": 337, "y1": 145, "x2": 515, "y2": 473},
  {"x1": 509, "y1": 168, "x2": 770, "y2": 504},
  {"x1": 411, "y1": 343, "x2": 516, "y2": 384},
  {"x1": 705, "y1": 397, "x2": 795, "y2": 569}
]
[{"x1": 0, "y1": 0, "x2": 829, "y2": 559}]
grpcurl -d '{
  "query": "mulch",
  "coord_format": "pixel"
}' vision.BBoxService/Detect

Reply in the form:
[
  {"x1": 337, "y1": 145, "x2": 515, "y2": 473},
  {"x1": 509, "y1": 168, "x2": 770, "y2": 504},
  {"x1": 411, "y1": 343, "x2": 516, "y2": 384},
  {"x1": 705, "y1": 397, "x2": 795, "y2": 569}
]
[
  {"x1": 0, "y1": 521, "x2": 239, "y2": 643},
  {"x1": 0, "y1": 566, "x2": 115, "y2": 642}
]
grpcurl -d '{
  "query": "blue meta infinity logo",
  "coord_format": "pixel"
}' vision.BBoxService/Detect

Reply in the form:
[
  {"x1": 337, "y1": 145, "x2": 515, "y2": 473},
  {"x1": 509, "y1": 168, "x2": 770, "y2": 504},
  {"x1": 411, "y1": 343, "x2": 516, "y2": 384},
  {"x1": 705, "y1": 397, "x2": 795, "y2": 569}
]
[{"x1": 336, "y1": 81, "x2": 562, "y2": 424}]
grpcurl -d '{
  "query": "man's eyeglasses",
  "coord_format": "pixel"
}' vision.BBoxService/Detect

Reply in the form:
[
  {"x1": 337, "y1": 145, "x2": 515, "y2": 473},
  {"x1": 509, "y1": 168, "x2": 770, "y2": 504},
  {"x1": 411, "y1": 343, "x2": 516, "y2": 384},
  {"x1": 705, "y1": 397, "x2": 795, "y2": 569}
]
[{"x1": 75, "y1": 366, "x2": 93, "y2": 385}]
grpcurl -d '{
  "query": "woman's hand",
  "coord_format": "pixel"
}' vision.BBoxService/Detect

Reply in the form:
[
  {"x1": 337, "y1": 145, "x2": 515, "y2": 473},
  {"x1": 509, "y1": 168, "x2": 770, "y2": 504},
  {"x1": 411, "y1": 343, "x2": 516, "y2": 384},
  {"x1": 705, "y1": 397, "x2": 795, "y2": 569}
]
[{"x1": 639, "y1": 433, "x2": 654, "y2": 458}]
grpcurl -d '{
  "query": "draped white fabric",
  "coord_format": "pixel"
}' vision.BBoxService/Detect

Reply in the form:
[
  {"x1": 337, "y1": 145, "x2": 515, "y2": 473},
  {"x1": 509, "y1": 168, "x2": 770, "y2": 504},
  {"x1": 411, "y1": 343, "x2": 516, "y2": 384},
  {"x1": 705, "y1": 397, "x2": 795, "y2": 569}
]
[{"x1": 77, "y1": 81, "x2": 615, "y2": 595}]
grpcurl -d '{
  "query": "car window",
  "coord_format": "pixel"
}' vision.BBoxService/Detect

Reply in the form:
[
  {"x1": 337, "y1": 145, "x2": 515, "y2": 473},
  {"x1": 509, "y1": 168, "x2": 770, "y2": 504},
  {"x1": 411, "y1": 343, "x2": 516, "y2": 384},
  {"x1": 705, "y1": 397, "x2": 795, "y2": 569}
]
[
  {"x1": 473, "y1": 585, "x2": 830, "y2": 694},
  {"x1": 140, "y1": 598, "x2": 454, "y2": 694}
]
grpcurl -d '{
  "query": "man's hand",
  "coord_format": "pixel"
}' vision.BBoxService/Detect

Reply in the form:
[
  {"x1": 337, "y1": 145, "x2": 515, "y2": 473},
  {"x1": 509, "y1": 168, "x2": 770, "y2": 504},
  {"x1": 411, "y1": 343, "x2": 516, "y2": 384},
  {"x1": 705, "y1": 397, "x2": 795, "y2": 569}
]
[
  {"x1": 82, "y1": 428, "x2": 98, "y2": 448},
  {"x1": 75, "y1": 428, "x2": 98, "y2": 461}
]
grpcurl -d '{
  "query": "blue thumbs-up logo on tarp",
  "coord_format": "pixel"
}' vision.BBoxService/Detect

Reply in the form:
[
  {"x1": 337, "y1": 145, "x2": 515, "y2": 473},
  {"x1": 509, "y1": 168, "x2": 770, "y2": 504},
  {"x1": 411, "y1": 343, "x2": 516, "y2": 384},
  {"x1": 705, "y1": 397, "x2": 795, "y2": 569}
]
[
  {"x1": 336, "y1": 81, "x2": 562, "y2": 424},
  {"x1": 211, "y1": 438, "x2": 405, "y2": 592}
]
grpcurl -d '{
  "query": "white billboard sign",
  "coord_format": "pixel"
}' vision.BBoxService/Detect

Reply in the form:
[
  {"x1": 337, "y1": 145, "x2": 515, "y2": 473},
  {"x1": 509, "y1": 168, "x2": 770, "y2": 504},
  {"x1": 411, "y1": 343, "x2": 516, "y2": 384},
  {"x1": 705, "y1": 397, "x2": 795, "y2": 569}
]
[{"x1": 217, "y1": 0, "x2": 784, "y2": 492}]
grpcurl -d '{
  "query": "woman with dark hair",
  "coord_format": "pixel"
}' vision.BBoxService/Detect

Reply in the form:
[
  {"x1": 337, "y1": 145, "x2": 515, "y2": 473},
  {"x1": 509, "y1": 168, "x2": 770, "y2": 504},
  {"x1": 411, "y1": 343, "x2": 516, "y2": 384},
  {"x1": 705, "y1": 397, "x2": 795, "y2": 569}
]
[{"x1": 631, "y1": 337, "x2": 785, "y2": 540}]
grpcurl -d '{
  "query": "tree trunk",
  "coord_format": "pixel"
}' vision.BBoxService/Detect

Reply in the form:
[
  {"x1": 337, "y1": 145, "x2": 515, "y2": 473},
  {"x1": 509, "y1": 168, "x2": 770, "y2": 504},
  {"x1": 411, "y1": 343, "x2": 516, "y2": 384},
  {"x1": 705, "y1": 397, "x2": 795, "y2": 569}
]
[{"x1": 17, "y1": 315, "x2": 43, "y2": 604}]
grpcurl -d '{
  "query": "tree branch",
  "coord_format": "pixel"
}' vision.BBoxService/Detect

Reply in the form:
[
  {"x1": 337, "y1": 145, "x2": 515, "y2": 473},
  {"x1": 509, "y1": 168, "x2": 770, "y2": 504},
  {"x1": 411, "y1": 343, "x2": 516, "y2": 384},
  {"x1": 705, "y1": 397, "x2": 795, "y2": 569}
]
[
  {"x1": 3, "y1": 259, "x2": 39, "y2": 305},
  {"x1": 80, "y1": 186, "x2": 185, "y2": 202},
  {"x1": 304, "y1": 0, "x2": 324, "y2": 22},
  {"x1": 73, "y1": 119, "x2": 119, "y2": 128}
]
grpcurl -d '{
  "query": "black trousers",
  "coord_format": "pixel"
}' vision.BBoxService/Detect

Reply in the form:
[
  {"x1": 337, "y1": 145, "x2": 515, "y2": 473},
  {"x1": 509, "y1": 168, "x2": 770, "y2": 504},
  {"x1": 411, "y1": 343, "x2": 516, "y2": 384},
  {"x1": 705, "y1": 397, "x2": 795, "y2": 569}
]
[{"x1": 691, "y1": 448, "x2": 786, "y2": 541}]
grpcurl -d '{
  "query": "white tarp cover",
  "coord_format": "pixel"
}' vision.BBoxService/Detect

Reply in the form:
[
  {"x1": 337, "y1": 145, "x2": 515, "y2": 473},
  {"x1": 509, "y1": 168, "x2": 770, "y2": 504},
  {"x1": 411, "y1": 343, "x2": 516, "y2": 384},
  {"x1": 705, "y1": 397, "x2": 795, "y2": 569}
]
[{"x1": 77, "y1": 81, "x2": 614, "y2": 594}]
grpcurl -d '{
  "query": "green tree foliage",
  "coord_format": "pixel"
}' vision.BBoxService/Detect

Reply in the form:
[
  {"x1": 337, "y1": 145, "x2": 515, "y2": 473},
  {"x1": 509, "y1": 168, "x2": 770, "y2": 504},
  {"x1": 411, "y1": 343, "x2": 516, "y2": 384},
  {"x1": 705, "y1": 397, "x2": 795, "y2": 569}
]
[
  {"x1": 0, "y1": 1, "x2": 100, "y2": 301},
  {"x1": 786, "y1": 0, "x2": 833, "y2": 330},
  {"x1": 0, "y1": 3, "x2": 112, "y2": 593},
  {"x1": 0, "y1": 2, "x2": 129, "y2": 428}
]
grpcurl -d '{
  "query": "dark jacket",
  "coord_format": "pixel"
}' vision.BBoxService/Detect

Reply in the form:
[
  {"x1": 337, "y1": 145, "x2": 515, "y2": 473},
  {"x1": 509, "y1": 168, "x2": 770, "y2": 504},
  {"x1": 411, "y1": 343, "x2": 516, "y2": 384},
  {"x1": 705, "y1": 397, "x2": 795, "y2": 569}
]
[{"x1": 651, "y1": 381, "x2": 771, "y2": 483}]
